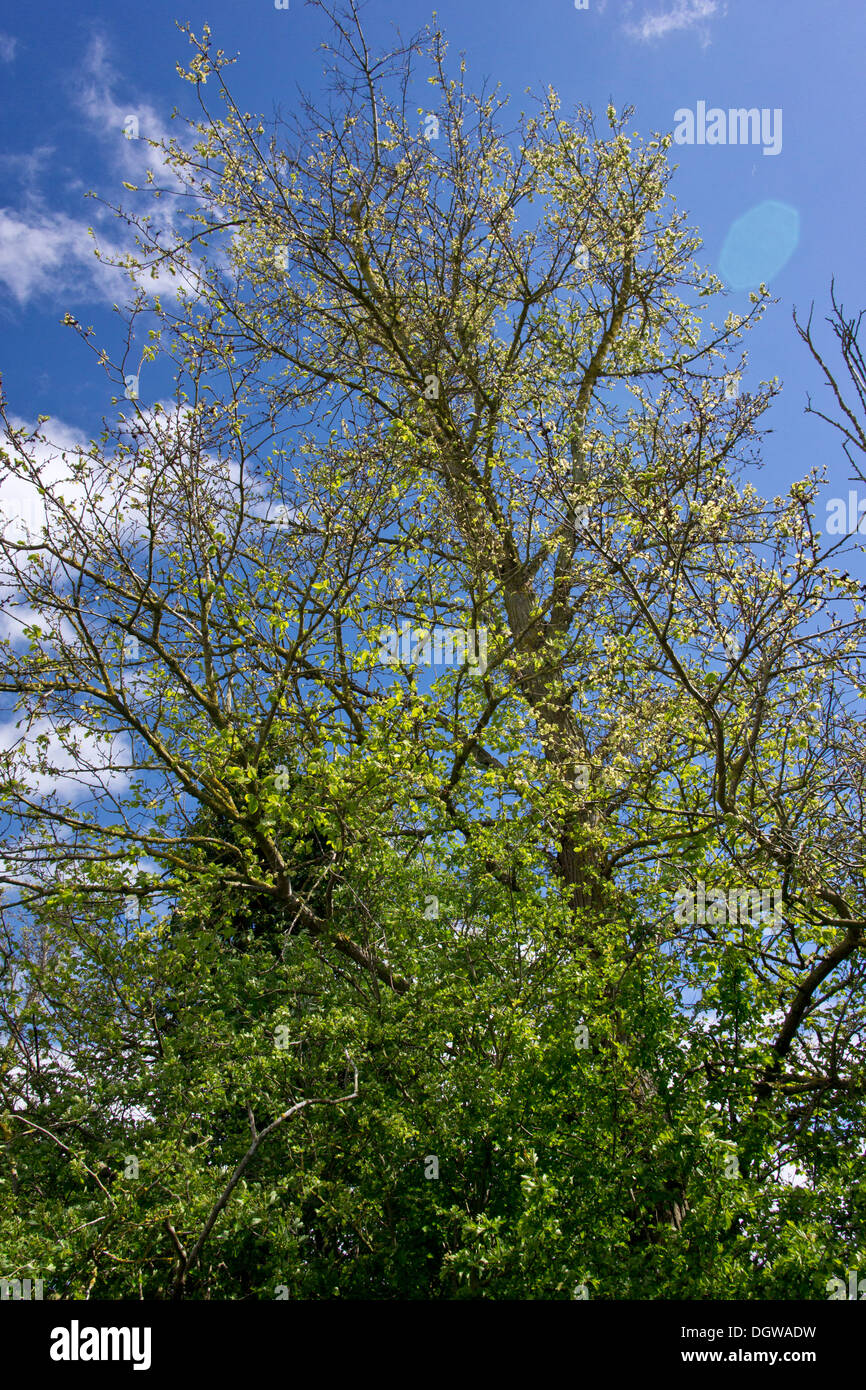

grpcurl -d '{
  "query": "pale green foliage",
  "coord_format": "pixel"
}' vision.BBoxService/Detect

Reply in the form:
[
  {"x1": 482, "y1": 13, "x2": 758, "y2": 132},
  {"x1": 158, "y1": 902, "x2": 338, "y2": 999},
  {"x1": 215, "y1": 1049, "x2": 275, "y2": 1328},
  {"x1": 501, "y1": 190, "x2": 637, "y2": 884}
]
[{"x1": 0, "y1": 9, "x2": 864, "y2": 1299}]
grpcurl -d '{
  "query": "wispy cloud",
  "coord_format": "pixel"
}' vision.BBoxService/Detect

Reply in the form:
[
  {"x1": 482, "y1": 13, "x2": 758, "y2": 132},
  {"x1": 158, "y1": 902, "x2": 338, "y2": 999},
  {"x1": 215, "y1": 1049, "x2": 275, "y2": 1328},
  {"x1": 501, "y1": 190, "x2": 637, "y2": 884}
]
[
  {"x1": 0, "y1": 32, "x2": 18, "y2": 64},
  {"x1": 0, "y1": 714, "x2": 132, "y2": 803},
  {"x1": 74, "y1": 33, "x2": 178, "y2": 188},
  {"x1": 0, "y1": 34, "x2": 191, "y2": 308},
  {"x1": 0, "y1": 146, "x2": 56, "y2": 202},
  {"x1": 624, "y1": 0, "x2": 723, "y2": 45},
  {"x1": 0, "y1": 208, "x2": 128, "y2": 305}
]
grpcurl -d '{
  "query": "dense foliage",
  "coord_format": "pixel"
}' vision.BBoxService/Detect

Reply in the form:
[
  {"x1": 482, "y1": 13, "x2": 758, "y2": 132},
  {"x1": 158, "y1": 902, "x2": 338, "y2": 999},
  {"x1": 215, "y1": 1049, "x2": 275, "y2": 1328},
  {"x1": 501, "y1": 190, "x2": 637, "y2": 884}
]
[{"x1": 0, "y1": 5, "x2": 864, "y2": 1299}]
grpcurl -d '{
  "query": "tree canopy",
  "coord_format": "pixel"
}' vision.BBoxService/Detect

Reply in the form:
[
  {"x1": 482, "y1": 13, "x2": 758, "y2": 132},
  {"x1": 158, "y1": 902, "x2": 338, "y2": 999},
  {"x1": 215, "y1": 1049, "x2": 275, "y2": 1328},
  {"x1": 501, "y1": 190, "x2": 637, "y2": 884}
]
[{"x1": 0, "y1": 5, "x2": 864, "y2": 1300}]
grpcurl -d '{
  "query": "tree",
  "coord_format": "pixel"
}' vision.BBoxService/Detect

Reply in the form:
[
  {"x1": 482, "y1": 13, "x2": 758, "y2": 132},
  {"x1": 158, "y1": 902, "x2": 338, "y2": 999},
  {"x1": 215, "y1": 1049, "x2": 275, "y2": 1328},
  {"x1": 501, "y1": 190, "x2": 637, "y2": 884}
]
[{"x1": 0, "y1": 3, "x2": 864, "y2": 1298}]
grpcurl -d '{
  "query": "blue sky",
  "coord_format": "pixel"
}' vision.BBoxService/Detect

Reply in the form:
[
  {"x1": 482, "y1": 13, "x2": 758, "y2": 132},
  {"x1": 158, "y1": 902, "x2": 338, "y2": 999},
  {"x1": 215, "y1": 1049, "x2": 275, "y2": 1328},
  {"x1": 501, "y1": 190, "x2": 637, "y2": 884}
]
[{"x1": 1, "y1": 0, "x2": 864, "y2": 567}]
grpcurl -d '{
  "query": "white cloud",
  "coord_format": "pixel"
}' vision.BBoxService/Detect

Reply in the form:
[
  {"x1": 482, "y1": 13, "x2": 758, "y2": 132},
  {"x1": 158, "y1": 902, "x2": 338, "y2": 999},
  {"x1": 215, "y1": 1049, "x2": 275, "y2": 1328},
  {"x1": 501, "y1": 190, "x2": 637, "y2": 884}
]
[
  {"x1": 0, "y1": 419, "x2": 133, "y2": 658},
  {"x1": 0, "y1": 409, "x2": 246, "y2": 593},
  {"x1": 74, "y1": 34, "x2": 177, "y2": 186},
  {"x1": 0, "y1": 33, "x2": 17, "y2": 64},
  {"x1": 0, "y1": 602, "x2": 79, "y2": 652},
  {"x1": 0, "y1": 472, "x2": 46, "y2": 543},
  {"x1": 0, "y1": 36, "x2": 194, "y2": 308},
  {"x1": 0, "y1": 416, "x2": 93, "y2": 538},
  {"x1": 0, "y1": 208, "x2": 129, "y2": 306},
  {"x1": 0, "y1": 145, "x2": 56, "y2": 200},
  {"x1": 71, "y1": 36, "x2": 235, "y2": 293},
  {"x1": 624, "y1": 0, "x2": 723, "y2": 44},
  {"x1": 0, "y1": 715, "x2": 131, "y2": 803}
]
